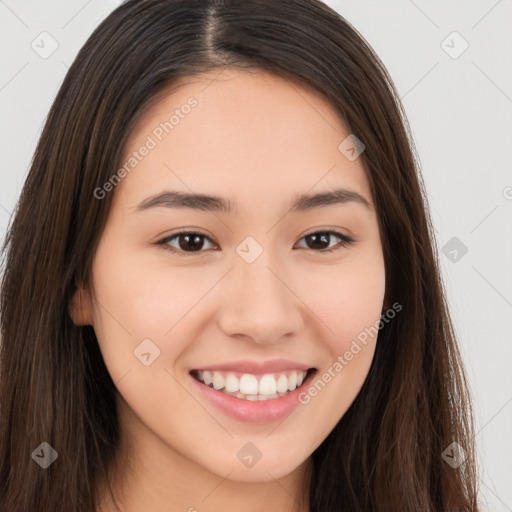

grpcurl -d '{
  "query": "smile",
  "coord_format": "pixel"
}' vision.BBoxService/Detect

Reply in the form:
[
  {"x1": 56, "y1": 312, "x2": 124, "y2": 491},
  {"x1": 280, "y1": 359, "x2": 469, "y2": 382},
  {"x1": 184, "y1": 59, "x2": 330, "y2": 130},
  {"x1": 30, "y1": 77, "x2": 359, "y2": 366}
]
[{"x1": 190, "y1": 368, "x2": 314, "y2": 401}]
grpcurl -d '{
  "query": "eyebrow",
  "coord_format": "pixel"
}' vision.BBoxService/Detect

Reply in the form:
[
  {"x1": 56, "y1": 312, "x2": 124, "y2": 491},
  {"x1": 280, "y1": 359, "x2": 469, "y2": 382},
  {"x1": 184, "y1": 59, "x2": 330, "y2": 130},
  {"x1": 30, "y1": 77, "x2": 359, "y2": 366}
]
[{"x1": 133, "y1": 188, "x2": 373, "y2": 214}]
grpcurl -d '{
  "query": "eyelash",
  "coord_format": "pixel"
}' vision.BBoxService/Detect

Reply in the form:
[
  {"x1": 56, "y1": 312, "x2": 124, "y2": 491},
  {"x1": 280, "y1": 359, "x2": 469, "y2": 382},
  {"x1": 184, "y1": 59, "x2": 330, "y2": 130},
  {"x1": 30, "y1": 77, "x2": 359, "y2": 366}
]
[{"x1": 155, "y1": 229, "x2": 355, "y2": 257}]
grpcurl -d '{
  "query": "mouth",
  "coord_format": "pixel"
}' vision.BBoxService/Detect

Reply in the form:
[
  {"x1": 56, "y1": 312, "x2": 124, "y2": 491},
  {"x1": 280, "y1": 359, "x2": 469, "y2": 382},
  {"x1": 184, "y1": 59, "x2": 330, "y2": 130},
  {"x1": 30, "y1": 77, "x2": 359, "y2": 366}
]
[{"x1": 190, "y1": 368, "x2": 316, "y2": 401}]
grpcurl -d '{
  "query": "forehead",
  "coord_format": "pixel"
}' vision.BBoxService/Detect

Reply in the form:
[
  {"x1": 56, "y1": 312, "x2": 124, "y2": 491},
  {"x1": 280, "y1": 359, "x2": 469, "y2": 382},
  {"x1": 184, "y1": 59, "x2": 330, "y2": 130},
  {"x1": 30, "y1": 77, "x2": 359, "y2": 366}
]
[{"x1": 113, "y1": 68, "x2": 372, "y2": 212}]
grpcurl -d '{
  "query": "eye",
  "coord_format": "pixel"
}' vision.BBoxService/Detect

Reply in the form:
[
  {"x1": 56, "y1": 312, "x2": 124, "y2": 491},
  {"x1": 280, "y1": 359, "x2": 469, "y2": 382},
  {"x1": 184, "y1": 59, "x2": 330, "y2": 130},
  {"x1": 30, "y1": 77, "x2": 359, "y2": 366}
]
[
  {"x1": 295, "y1": 229, "x2": 355, "y2": 253},
  {"x1": 156, "y1": 229, "x2": 354, "y2": 256},
  {"x1": 156, "y1": 232, "x2": 218, "y2": 255}
]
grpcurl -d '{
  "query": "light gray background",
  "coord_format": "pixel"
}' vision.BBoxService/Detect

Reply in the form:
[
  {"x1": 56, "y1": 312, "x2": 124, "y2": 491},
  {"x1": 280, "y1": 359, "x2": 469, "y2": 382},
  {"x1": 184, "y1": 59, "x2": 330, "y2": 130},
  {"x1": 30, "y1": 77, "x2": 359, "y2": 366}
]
[{"x1": 0, "y1": 1, "x2": 511, "y2": 510}]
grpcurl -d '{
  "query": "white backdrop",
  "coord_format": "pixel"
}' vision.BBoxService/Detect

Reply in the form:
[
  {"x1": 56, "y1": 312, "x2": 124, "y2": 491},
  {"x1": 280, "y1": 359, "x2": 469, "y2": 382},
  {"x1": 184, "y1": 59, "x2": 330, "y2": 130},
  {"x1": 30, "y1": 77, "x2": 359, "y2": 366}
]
[{"x1": 0, "y1": 1, "x2": 511, "y2": 510}]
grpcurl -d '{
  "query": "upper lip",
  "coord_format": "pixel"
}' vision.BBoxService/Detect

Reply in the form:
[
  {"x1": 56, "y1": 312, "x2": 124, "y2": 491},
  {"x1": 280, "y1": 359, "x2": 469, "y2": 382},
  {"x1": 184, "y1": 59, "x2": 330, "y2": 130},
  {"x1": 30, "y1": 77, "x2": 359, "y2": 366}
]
[{"x1": 191, "y1": 359, "x2": 315, "y2": 375}]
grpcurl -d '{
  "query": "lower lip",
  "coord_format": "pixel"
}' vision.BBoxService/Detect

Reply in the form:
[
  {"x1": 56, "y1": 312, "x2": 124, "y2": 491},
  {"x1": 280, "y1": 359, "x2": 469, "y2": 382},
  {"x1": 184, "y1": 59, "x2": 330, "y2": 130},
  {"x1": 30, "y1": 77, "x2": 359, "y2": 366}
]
[{"x1": 190, "y1": 370, "x2": 316, "y2": 424}]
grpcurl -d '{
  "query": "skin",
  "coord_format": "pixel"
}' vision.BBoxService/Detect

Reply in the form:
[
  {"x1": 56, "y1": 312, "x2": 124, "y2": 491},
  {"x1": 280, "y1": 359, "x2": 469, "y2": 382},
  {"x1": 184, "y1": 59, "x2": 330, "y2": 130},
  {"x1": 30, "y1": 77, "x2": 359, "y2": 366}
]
[{"x1": 70, "y1": 68, "x2": 386, "y2": 512}]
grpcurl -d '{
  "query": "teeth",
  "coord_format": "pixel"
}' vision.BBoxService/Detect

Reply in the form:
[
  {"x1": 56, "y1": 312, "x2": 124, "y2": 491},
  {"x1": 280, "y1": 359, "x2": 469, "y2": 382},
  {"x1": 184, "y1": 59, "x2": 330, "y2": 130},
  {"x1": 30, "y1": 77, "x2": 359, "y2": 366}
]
[
  {"x1": 240, "y1": 374, "x2": 259, "y2": 395},
  {"x1": 225, "y1": 373, "x2": 239, "y2": 393},
  {"x1": 259, "y1": 374, "x2": 277, "y2": 395},
  {"x1": 259, "y1": 393, "x2": 278, "y2": 400},
  {"x1": 194, "y1": 369, "x2": 309, "y2": 399},
  {"x1": 203, "y1": 370, "x2": 213, "y2": 386},
  {"x1": 276, "y1": 374, "x2": 288, "y2": 393},
  {"x1": 212, "y1": 372, "x2": 225, "y2": 390},
  {"x1": 288, "y1": 371, "x2": 297, "y2": 391}
]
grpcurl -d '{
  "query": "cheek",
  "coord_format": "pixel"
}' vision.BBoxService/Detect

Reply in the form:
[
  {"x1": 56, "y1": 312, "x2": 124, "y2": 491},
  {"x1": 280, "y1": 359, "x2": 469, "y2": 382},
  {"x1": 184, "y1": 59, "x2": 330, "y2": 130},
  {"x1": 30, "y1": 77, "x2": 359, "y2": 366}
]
[
  {"x1": 302, "y1": 253, "x2": 385, "y2": 351},
  {"x1": 295, "y1": 250, "x2": 385, "y2": 412},
  {"x1": 89, "y1": 244, "x2": 212, "y2": 369},
  {"x1": 295, "y1": 267, "x2": 384, "y2": 427}
]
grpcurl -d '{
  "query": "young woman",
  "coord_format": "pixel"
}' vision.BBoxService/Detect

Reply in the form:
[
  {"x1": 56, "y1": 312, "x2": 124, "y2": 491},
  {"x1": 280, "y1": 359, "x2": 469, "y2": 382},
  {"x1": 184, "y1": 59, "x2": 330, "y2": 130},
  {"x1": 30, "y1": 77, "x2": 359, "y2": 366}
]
[{"x1": 0, "y1": 1, "x2": 480, "y2": 510}]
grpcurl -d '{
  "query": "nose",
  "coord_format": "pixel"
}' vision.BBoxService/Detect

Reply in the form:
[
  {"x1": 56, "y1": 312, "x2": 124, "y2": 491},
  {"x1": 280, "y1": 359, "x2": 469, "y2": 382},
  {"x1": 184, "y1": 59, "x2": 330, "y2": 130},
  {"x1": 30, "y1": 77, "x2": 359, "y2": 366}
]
[{"x1": 216, "y1": 250, "x2": 304, "y2": 345}]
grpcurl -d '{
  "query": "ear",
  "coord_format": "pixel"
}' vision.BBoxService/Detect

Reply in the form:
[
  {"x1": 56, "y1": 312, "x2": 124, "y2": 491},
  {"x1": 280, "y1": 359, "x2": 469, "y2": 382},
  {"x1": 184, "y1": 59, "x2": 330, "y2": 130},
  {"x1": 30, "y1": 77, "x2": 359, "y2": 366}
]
[{"x1": 69, "y1": 283, "x2": 93, "y2": 326}]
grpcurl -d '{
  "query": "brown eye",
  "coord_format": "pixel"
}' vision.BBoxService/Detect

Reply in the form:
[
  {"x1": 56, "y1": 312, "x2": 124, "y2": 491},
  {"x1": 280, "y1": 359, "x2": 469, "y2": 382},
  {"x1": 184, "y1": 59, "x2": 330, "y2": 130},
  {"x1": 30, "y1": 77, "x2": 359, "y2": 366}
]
[
  {"x1": 158, "y1": 232, "x2": 217, "y2": 255},
  {"x1": 295, "y1": 230, "x2": 354, "y2": 253}
]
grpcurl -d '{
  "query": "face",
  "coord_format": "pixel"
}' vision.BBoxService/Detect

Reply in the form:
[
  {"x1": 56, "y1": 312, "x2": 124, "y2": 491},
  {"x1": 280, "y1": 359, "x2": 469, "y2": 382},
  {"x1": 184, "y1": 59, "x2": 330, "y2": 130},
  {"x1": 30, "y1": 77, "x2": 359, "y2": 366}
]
[{"x1": 72, "y1": 68, "x2": 385, "y2": 487}]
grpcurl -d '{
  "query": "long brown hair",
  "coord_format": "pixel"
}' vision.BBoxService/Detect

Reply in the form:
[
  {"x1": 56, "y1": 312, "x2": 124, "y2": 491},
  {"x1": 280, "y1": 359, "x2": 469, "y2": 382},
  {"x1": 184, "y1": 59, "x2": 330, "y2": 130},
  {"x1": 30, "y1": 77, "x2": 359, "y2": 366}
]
[{"x1": 0, "y1": 0, "x2": 480, "y2": 510}]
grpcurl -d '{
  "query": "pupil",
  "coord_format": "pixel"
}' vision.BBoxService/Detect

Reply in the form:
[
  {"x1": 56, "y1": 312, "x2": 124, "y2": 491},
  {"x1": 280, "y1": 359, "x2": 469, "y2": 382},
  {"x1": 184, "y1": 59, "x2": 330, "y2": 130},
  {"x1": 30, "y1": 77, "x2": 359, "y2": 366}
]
[
  {"x1": 180, "y1": 234, "x2": 203, "y2": 251},
  {"x1": 307, "y1": 233, "x2": 328, "y2": 249}
]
